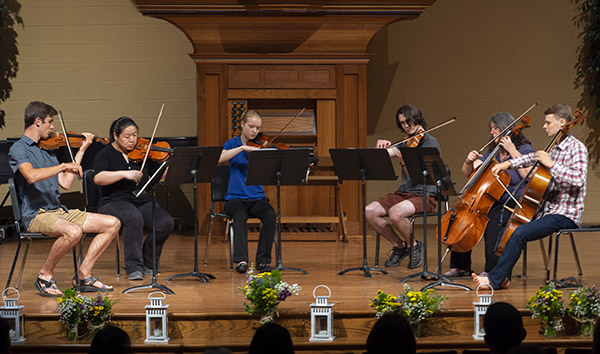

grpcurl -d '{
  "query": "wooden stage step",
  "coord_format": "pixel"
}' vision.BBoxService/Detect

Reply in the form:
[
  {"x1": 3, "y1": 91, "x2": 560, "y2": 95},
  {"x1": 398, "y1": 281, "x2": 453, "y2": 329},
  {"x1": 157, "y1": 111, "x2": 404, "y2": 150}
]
[{"x1": 2, "y1": 228, "x2": 599, "y2": 353}]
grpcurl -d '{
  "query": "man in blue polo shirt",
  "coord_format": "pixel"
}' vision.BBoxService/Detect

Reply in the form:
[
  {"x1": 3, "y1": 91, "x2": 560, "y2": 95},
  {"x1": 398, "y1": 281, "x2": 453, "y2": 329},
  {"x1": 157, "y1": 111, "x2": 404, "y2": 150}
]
[{"x1": 9, "y1": 101, "x2": 121, "y2": 296}]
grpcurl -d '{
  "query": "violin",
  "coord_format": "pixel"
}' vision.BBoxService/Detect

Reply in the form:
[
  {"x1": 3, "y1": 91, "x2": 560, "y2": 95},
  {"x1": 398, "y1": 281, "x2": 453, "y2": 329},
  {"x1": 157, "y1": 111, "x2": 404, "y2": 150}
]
[
  {"x1": 438, "y1": 114, "x2": 532, "y2": 253},
  {"x1": 128, "y1": 137, "x2": 173, "y2": 162},
  {"x1": 494, "y1": 110, "x2": 584, "y2": 256},
  {"x1": 248, "y1": 133, "x2": 289, "y2": 150},
  {"x1": 405, "y1": 127, "x2": 427, "y2": 148},
  {"x1": 39, "y1": 131, "x2": 110, "y2": 150}
]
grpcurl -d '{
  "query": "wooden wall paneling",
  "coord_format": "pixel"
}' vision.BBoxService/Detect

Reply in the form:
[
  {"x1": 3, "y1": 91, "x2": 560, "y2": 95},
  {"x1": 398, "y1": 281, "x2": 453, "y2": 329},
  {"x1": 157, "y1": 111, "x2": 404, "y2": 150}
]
[
  {"x1": 335, "y1": 64, "x2": 367, "y2": 235},
  {"x1": 196, "y1": 63, "x2": 228, "y2": 233}
]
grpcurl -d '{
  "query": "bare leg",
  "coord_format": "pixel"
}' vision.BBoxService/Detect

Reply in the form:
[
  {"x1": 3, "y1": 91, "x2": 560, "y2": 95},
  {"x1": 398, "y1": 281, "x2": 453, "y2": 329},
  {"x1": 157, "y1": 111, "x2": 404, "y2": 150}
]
[
  {"x1": 36, "y1": 219, "x2": 85, "y2": 295},
  {"x1": 388, "y1": 200, "x2": 417, "y2": 246},
  {"x1": 365, "y1": 201, "x2": 403, "y2": 248},
  {"x1": 76, "y1": 213, "x2": 120, "y2": 289}
]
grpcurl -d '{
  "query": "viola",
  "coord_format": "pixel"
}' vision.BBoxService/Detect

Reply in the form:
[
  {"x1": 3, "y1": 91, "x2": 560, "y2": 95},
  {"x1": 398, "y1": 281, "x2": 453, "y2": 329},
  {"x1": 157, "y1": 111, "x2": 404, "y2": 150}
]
[
  {"x1": 128, "y1": 137, "x2": 173, "y2": 162},
  {"x1": 247, "y1": 133, "x2": 289, "y2": 150},
  {"x1": 438, "y1": 115, "x2": 532, "y2": 253},
  {"x1": 494, "y1": 110, "x2": 584, "y2": 256},
  {"x1": 39, "y1": 131, "x2": 110, "y2": 150}
]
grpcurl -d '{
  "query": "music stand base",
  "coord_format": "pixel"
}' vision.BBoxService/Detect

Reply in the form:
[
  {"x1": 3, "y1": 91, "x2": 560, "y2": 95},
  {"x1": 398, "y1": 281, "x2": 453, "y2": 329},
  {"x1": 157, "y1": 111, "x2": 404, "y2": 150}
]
[
  {"x1": 123, "y1": 280, "x2": 175, "y2": 295},
  {"x1": 166, "y1": 271, "x2": 215, "y2": 283},
  {"x1": 400, "y1": 270, "x2": 438, "y2": 282},
  {"x1": 338, "y1": 266, "x2": 388, "y2": 278},
  {"x1": 274, "y1": 265, "x2": 309, "y2": 274},
  {"x1": 421, "y1": 279, "x2": 472, "y2": 291}
]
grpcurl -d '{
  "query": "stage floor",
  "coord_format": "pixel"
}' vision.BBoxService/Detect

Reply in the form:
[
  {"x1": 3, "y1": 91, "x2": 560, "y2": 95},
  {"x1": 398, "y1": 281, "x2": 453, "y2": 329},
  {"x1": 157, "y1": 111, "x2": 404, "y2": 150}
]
[
  {"x1": 1, "y1": 226, "x2": 597, "y2": 316},
  {"x1": 0, "y1": 226, "x2": 598, "y2": 352}
]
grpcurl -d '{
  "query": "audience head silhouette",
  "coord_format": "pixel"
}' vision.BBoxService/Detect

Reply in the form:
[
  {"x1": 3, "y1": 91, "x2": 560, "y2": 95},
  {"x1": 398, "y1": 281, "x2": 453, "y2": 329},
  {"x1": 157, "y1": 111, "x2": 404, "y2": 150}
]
[
  {"x1": 593, "y1": 317, "x2": 600, "y2": 354},
  {"x1": 88, "y1": 325, "x2": 132, "y2": 354},
  {"x1": 0, "y1": 317, "x2": 10, "y2": 354},
  {"x1": 249, "y1": 322, "x2": 294, "y2": 354},
  {"x1": 507, "y1": 344, "x2": 547, "y2": 354},
  {"x1": 484, "y1": 302, "x2": 526, "y2": 354},
  {"x1": 366, "y1": 313, "x2": 416, "y2": 354}
]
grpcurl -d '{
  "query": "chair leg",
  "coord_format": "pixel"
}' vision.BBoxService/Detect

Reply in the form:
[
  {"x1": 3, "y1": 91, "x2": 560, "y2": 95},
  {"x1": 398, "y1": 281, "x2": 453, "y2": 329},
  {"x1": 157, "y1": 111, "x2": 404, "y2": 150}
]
[
  {"x1": 545, "y1": 235, "x2": 553, "y2": 283},
  {"x1": 568, "y1": 232, "x2": 583, "y2": 276},
  {"x1": 72, "y1": 248, "x2": 79, "y2": 293},
  {"x1": 6, "y1": 236, "x2": 23, "y2": 289},
  {"x1": 228, "y1": 220, "x2": 234, "y2": 270},
  {"x1": 375, "y1": 233, "x2": 380, "y2": 267},
  {"x1": 553, "y1": 232, "x2": 561, "y2": 282},
  {"x1": 15, "y1": 239, "x2": 32, "y2": 290},
  {"x1": 203, "y1": 216, "x2": 214, "y2": 266},
  {"x1": 115, "y1": 235, "x2": 121, "y2": 277},
  {"x1": 521, "y1": 243, "x2": 527, "y2": 278}
]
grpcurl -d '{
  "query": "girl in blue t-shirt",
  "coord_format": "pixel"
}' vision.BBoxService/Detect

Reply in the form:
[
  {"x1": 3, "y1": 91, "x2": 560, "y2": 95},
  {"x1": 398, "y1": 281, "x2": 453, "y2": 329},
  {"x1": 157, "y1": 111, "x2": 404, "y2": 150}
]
[
  {"x1": 447, "y1": 112, "x2": 535, "y2": 277},
  {"x1": 218, "y1": 110, "x2": 276, "y2": 274}
]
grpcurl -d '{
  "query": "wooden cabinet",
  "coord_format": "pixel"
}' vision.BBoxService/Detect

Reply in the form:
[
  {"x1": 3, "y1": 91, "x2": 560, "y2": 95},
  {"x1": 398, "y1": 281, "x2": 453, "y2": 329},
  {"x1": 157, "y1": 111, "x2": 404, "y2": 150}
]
[{"x1": 131, "y1": 1, "x2": 436, "y2": 238}]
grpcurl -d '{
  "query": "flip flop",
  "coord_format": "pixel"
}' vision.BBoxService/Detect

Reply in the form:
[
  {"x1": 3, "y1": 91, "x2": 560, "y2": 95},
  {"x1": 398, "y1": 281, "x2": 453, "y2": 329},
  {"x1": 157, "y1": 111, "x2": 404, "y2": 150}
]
[
  {"x1": 34, "y1": 275, "x2": 62, "y2": 297},
  {"x1": 74, "y1": 276, "x2": 113, "y2": 292}
]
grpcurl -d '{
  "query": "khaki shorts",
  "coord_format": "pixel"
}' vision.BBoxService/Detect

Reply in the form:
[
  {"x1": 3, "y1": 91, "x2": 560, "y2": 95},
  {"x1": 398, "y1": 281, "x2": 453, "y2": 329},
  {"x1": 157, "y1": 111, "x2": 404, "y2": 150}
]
[
  {"x1": 376, "y1": 191, "x2": 436, "y2": 214},
  {"x1": 27, "y1": 208, "x2": 88, "y2": 235}
]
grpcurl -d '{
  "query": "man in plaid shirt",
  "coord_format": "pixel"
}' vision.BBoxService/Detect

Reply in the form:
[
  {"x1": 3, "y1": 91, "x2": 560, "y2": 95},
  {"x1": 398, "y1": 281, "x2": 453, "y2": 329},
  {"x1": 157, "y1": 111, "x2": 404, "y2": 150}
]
[{"x1": 472, "y1": 104, "x2": 587, "y2": 290}]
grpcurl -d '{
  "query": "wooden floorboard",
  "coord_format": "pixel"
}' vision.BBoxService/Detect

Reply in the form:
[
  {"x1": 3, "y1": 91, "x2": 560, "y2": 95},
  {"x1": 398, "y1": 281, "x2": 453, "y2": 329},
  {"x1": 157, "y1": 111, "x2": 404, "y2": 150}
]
[{"x1": 1, "y1": 225, "x2": 598, "y2": 353}]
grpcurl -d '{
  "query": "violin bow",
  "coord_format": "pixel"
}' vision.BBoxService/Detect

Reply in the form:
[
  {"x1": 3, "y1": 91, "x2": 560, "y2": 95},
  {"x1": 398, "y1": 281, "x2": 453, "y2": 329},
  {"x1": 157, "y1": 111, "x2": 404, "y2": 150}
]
[
  {"x1": 390, "y1": 116, "x2": 457, "y2": 148},
  {"x1": 57, "y1": 111, "x2": 77, "y2": 164},
  {"x1": 140, "y1": 102, "x2": 165, "y2": 173},
  {"x1": 263, "y1": 108, "x2": 306, "y2": 148},
  {"x1": 478, "y1": 102, "x2": 538, "y2": 153}
]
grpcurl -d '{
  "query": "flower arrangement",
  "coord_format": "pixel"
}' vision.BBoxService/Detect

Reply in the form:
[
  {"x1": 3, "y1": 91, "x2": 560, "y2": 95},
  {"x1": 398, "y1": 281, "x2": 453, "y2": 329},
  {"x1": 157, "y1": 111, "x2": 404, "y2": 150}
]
[
  {"x1": 526, "y1": 282, "x2": 565, "y2": 338},
  {"x1": 239, "y1": 264, "x2": 301, "y2": 323},
  {"x1": 568, "y1": 285, "x2": 600, "y2": 336},
  {"x1": 57, "y1": 288, "x2": 117, "y2": 341},
  {"x1": 398, "y1": 284, "x2": 447, "y2": 325},
  {"x1": 370, "y1": 284, "x2": 447, "y2": 337},
  {"x1": 370, "y1": 289, "x2": 403, "y2": 318}
]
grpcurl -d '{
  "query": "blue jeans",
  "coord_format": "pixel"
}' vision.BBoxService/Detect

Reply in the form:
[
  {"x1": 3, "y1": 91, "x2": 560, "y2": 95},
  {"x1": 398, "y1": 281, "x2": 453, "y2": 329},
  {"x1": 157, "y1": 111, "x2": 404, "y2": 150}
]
[{"x1": 487, "y1": 214, "x2": 577, "y2": 289}]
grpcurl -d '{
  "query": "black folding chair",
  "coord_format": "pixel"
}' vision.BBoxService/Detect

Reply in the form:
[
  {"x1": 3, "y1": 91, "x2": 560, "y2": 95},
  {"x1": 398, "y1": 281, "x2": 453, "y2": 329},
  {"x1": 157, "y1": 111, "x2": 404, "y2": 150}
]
[
  {"x1": 82, "y1": 169, "x2": 121, "y2": 277},
  {"x1": 203, "y1": 165, "x2": 235, "y2": 270},
  {"x1": 5, "y1": 177, "x2": 79, "y2": 291}
]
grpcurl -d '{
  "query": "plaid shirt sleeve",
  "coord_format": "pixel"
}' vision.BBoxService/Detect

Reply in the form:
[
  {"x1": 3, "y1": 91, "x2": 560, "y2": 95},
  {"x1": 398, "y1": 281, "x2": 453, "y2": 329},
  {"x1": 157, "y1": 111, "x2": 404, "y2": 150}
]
[
  {"x1": 508, "y1": 152, "x2": 535, "y2": 169},
  {"x1": 549, "y1": 136, "x2": 587, "y2": 189}
]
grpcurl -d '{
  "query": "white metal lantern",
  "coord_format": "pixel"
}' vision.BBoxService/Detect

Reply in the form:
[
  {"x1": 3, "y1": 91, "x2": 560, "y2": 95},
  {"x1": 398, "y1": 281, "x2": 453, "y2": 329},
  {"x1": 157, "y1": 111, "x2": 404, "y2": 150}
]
[
  {"x1": 0, "y1": 287, "x2": 25, "y2": 344},
  {"x1": 310, "y1": 285, "x2": 335, "y2": 342},
  {"x1": 473, "y1": 285, "x2": 493, "y2": 340},
  {"x1": 145, "y1": 291, "x2": 169, "y2": 344}
]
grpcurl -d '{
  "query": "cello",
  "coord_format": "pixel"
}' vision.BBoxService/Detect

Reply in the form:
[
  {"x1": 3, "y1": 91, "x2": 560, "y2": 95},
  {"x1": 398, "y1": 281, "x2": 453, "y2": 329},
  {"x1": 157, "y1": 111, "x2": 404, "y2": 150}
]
[
  {"x1": 438, "y1": 114, "x2": 532, "y2": 253},
  {"x1": 494, "y1": 110, "x2": 584, "y2": 256}
]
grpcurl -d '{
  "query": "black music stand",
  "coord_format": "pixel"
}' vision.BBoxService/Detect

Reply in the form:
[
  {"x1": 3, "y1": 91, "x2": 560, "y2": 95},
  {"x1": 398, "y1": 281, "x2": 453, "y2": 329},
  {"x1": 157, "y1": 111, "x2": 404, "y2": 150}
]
[
  {"x1": 166, "y1": 146, "x2": 222, "y2": 283},
  {"x1": 397, "y1": 147, "x2": 469, "y2": 291},
  {"x1": 330, "y1": 148, "x2": 396, "y2": 278},
  {"x1": 123, "y1": 160, "x2": 174, "y2": 294},
  {"x1": 246, "y1": 149, "x2": 311, "y2": 274}
]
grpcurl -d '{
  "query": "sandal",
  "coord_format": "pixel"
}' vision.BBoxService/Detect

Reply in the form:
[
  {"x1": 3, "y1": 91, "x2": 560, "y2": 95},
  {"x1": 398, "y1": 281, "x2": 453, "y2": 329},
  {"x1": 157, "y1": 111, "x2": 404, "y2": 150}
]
[
  {"x1": 444, "y1": 268, "x2": 465, "y2": 277},
  {"x1": 73, "y1": 276, "x2": 113, "y2": 292},
  {"x1": 34, "y1": 274, "x2": 62, "y2": 297}
]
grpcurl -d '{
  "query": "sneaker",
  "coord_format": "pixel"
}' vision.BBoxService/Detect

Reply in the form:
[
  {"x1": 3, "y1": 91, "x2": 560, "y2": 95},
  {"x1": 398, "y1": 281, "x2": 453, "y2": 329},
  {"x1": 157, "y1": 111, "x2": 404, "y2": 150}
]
[
  {"x1": 142, "y1": 266, "x2": 153, "y2": 276},
  {"x1": 257, "y1": 263, "x2": 273, "y2": 272},
  {"x1": 235, "y1": 261, "x2": 248, "y2": 274},
  {"x1": 407, "y1": 240, "x2": 423, "y2": 269},
  {"x1": 384, "y1": 246, "x2": 409, "y2": 267},
  {"x1": 128, "y1": 271, "x2": 143, "y2": 281}
]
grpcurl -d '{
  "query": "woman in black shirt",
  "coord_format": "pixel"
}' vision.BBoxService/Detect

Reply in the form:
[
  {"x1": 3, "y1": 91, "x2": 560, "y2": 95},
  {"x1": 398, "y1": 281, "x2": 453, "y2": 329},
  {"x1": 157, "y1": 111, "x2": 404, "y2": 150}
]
[{"x1": 93, "y1": 116, "x2": 173, "y2": 281}]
